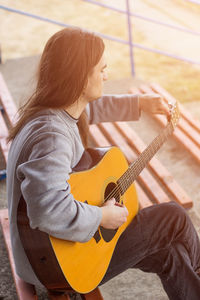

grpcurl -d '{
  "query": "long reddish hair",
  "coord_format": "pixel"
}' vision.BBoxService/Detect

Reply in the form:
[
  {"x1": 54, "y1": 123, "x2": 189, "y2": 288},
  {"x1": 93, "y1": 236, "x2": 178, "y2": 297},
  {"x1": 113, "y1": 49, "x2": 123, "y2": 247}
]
[{"x1": 8, "y1": 27, "x2": 105, "y2": 147}]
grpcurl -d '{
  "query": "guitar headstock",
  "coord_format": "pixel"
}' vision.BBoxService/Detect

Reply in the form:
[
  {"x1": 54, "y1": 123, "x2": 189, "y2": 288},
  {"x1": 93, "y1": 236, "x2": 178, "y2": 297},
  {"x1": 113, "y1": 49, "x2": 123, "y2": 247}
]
[{"x1": 168, "y1": 101, "x2": 180, "y2": 130}]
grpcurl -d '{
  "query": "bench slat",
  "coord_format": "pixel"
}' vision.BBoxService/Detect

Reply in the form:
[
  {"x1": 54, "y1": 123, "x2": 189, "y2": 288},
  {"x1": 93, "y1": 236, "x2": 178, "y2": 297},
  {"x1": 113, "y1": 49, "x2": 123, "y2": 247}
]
[
  {"x1": 0, "y1": 136, "x2": 8, "y2": 163},
  {"x1": 135, "y1": 182, "x2": 153, "y2": 209},
  {"x1": 0, "y1": 111, "x2": 9, "y2": 163},
  {"x1": 0, "y1": 72, "x2": 18, "y2": 126},
  {"x1": 154, "y1": 114, "x2": 200, "y2": 164},
  {"x1": 0, "y1": 209, "x2": 38, "y2": 300},
  {"x1": 178, "y1": 117, "x2": 200, "y2": 148},
  {"x1": 80, "y1": 288, "x2": 104, "y2": 300},
  {"x1": 0, "y1": 110, "x2": 8, "y2": 138},
  {"x1": 89, "y1": 124, "x2": 111, "y2": 147}
]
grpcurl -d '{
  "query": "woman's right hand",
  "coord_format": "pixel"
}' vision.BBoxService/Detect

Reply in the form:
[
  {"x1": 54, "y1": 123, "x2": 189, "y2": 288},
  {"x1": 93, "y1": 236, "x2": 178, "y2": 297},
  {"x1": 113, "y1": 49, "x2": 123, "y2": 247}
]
[{"x1": 100, "y1": 198, "x2": 129, "y2": 229}]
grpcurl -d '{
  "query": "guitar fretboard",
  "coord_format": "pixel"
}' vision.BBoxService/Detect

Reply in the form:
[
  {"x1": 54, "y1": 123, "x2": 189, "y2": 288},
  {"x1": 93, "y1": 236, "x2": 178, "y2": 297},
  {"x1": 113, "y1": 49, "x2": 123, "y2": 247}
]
[{"x1": 117, "y1": 122, "x2": 174, "y2": 195}]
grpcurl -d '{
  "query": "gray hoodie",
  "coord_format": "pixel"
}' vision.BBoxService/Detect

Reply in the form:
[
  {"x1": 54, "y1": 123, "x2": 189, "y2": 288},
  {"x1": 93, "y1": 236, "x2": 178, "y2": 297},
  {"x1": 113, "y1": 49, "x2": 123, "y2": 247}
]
[{"x1": 7, "y1": 94, "x2": 140, "y2": 286}]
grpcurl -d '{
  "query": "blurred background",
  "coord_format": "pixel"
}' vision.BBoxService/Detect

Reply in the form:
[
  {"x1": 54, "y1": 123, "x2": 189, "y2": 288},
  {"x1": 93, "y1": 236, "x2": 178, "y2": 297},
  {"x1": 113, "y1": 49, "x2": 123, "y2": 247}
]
[{"x1": 1, "y1": 0, "x2": 200, "y2": 104}]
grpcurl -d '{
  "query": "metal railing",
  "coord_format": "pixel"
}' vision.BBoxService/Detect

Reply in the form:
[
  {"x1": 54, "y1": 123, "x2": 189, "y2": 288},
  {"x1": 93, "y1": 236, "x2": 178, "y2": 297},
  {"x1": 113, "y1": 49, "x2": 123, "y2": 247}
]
[
  {"x1": 0, "y1": 1, "x2": 200, "y2": 75},
  {"x1": 184, "y1": 0, "x2": 200, "y2": 4}
]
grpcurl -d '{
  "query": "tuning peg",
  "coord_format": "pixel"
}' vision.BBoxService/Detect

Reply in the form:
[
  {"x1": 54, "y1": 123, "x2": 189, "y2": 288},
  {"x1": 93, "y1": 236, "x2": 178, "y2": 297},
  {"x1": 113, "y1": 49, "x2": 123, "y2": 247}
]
[{"x1": 168, "y1": 101, "x2": 174, "y2": 108}]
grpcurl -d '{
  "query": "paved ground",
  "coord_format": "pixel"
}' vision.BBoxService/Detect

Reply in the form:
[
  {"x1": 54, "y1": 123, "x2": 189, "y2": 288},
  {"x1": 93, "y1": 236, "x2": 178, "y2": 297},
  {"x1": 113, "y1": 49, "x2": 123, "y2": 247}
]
[{"x1": 0, "y1": 55, "x2": 200, "y2": 299}]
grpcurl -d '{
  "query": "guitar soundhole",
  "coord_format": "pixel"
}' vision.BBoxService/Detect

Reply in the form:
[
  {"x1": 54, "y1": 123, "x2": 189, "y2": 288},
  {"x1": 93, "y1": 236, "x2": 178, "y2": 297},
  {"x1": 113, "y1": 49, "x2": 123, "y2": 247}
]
[{"x1": 100, "y1": 182, "x2": 120, "y2": 243}]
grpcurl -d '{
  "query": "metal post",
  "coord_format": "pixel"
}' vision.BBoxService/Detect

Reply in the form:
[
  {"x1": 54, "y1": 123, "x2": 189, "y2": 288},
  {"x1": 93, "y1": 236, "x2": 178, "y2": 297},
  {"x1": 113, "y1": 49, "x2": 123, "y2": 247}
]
[{"x1": 126, "y1": 0, "x2": 135, "y2": 76}]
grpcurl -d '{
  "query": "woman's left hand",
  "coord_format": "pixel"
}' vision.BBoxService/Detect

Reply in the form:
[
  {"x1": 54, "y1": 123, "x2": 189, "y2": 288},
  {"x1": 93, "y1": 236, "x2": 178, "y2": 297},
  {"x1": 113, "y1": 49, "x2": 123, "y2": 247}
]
[{"x1": 139, "y1": 94, "x2": 170, "y2": 117}]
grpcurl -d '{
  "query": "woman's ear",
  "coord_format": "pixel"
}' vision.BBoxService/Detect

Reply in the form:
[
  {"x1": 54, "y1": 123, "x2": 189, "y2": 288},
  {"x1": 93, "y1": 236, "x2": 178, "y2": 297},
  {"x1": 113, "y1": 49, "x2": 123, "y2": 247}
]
[{"x1": 81, "y1": 78, "x2": 89, "y2": 97}]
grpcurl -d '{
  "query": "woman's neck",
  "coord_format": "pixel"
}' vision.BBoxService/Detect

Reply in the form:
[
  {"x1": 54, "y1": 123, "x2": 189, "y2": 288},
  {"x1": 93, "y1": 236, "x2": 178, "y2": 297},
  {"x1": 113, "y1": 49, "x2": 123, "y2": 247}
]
[{"x1": 65, "y1": 98, "x2": 87, "y2": 119}]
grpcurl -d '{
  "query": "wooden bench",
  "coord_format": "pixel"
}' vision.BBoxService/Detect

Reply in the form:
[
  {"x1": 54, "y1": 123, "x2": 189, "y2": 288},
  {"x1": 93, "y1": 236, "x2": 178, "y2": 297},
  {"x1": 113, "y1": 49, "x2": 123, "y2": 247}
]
[{"x1": 0, "y1": 71, "x2": 199, "y2": 299}]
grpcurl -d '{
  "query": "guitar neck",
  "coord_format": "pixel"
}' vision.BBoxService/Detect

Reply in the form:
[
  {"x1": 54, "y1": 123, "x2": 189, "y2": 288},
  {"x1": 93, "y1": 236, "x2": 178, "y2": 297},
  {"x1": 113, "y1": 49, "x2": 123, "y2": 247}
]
[{"x1": 117, "y1": 122, "x2": 174, "y2": 195}]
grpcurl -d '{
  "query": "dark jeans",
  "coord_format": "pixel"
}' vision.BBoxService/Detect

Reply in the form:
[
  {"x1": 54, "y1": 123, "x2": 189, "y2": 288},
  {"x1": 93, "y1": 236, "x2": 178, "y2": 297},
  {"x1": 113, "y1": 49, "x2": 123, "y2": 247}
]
[{"x1": 101, "y1": 202, "x2": 200, "y2": 300}]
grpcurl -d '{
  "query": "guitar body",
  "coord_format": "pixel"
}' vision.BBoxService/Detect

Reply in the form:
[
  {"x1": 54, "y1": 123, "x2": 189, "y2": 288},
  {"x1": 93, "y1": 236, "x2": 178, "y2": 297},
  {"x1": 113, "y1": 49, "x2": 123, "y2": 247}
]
[
  {"x1": 17, "y1": 147, "x2": 140, "y2": 292},
  {"x1": 49, "y1": 147, "x2": 139, "y2": 293}
]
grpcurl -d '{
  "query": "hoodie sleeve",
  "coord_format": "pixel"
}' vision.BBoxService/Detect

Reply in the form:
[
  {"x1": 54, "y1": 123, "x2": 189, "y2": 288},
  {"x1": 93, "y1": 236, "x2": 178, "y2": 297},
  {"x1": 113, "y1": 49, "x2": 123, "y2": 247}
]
[
  {"x1": 88, "y1": 94, "x2": 140, "y2": 124},
  {"x1": 16, "y1": 131, "x2": 102, "y2": 243}
]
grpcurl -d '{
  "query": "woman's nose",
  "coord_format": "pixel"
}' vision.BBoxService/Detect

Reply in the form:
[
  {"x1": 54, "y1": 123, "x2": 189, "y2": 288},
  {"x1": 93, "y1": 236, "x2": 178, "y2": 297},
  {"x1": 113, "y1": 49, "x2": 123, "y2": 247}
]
[{"x1": 103, "y1": 71, "x2": 108, "y2": 81}]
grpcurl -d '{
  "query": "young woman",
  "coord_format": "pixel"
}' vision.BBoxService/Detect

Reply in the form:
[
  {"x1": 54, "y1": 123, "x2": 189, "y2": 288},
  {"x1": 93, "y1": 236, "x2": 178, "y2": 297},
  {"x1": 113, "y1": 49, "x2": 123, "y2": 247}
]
[{"x1": 7, "y1": 27, "x2": 200, "y2": 299}]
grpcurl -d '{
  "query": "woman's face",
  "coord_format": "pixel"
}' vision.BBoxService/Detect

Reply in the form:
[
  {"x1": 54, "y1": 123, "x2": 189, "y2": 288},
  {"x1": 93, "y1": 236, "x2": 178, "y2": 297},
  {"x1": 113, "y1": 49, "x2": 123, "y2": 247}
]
[{"x1": 83, "y1": 54, "x2": 108, "y2": 103}]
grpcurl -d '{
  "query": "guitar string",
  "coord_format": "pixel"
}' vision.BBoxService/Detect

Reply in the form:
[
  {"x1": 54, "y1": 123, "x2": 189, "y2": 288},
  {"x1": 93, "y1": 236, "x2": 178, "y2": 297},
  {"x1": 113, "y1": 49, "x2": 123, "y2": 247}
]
[
  {"x1": 114, "y1": 132, "x2": 166, "y2": 197},
  {"x1": 104, "y1": 150, "x2": 152, "y2": 201},
  {"x1": 106, "y1": 136, "x2": 164, "y2": 200},
  {"x1": 105, "y1": 132, "x2": 166, "y2": 201},
  {"x1": 104, "y1": 160, "x2": 139, "y2": 201},
  {"x1": 104, "y1": 123, "x2": 173, "y2": 202}
]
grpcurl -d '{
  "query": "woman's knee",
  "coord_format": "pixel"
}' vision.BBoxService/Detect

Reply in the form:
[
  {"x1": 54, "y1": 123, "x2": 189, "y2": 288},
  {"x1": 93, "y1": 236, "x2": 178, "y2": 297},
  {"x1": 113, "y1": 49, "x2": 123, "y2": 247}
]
[
  {"x1": 160, "y1": 201, "x2": 186, "y2": 216},
  {"x1": 139, "y1": 201, "x2": 191, "y2": 240},
  {"x1": 139, "y1": 201, "x2": 186, "y2": 223},
  {"x1": 159, "y1": 202, "x2": 197, "y2": 241}
]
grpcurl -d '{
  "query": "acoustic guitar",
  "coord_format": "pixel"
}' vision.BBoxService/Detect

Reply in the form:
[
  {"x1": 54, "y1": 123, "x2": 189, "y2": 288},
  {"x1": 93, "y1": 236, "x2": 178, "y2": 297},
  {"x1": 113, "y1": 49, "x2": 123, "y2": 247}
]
[{"x1": 17, "y1": 102, "x2": 179, "y2": 293}]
